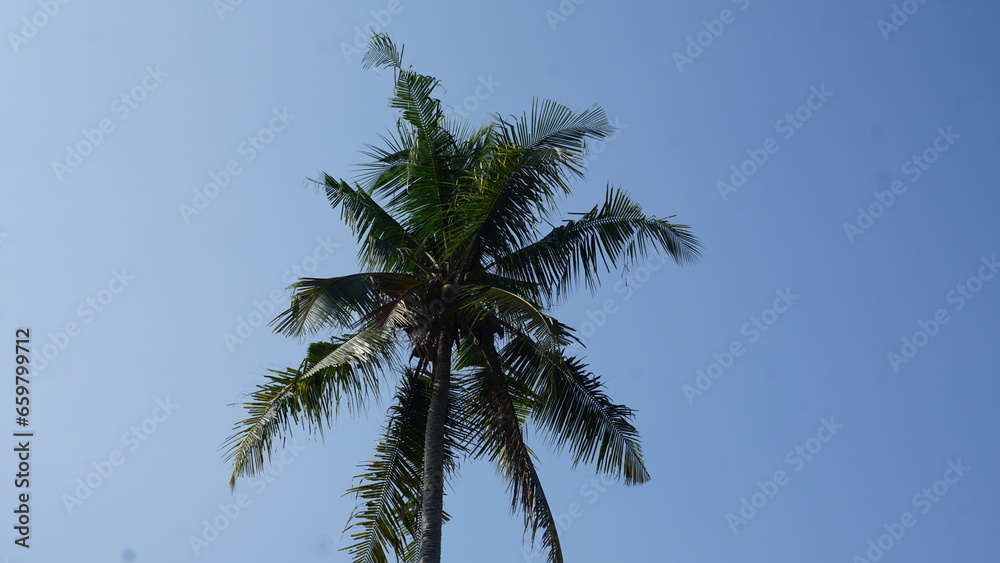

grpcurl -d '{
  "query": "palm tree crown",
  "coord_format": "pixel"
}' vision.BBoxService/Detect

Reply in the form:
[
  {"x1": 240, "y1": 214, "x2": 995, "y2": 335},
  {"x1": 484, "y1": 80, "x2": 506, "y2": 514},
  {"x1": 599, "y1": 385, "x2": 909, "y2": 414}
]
[{"x1": 225, "y1": 34, "x2": 701, "y2": 563}]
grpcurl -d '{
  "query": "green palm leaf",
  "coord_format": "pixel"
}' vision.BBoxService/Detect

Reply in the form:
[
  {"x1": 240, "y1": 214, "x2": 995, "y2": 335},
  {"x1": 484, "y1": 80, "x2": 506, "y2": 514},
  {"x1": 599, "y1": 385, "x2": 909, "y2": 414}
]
[
  {"x1": 505, "y1": 335, "x2": 649, "y2": 484},
  {"x1": 343, "y1": 370, "x2": 427, "y2": 563},
  {"x1": 225, "y1": 330, "x2": 396, "y2": 488},
  {"x1": 344, "y1": 368, "x2": 468, "y2": 563},
  {"x1": 450, "y1": 100, "x2": 615, "y2": 265},
  {"x1": 453, "y1": 285, "x2": 570, "y2": 350},
  {"x1": 272, "y1": 272, "x2": 422, "y2": 337},
  {"x1": 493, "y1": 186, "x2": 701, "y2": 301},
  {"x1": 319, "y1": 174, "x2": 429, "y2": 274},
  {"x1": 363, "y1": 34, "x2": 461, "y2": 250},
  {"x1": 459, "y1": 338, "x2": 564, "y2": 563}
]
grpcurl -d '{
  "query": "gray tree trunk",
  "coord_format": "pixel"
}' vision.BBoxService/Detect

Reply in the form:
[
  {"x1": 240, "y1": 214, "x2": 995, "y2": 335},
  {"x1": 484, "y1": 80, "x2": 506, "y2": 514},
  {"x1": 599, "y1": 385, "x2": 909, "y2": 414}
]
[{"x1": 418, "y1": 327, "x2": 452, "y2": 563}]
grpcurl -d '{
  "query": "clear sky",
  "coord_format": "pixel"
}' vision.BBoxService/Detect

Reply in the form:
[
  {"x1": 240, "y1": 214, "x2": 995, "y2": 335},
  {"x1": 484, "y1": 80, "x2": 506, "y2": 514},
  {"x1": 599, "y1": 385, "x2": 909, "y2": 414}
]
[{"x1": 3, "y1": 0, "x2": 999, "y2": 561}]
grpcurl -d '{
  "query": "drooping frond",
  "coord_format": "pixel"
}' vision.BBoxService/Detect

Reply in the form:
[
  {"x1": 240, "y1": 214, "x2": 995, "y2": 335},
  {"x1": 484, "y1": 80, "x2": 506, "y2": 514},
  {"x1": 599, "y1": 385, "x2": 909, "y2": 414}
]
[
  {"x1": 476, "y1": 272, "x2": 546, "y2": 306},
  {"x1": 458, "y1": 337, "x2": 564, "y2": 563},
  {"x1": 272, "y1": 272, "x2": 422, "y2": 337},
  {"x1": 504, "y1": 335, "x2": 649, "y2": 485},
  {"x1": 518, "y1": 464, "x2": 564, "y2": 563},
  {"x1": 225, "y1": 330, "x2": 396, "y2": 488},
  {"x1": 453, "y1": 285, "x2": 571, "y2": 351},
  {"x1": 492, "y1": 186, "x2": 701, "y2": 302},
  {"x1": 343, "y1": 370, "x2": 428, "y2": 563},
  {"x1": 345, "y1": 368, "x2": 469, "y2": 563}
]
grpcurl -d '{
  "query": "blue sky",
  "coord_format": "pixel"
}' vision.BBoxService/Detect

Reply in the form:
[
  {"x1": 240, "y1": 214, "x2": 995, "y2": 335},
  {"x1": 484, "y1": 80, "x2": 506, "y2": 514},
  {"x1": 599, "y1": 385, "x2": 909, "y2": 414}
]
[{"x1": 3, "y1": 0, "x2": 999, "y2": 561}]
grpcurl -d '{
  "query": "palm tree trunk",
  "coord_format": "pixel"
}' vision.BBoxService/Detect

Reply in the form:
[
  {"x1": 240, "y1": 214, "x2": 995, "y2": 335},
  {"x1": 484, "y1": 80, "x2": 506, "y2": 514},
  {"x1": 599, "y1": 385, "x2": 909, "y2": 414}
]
[{"x1": 419, "y1": 326, "x2": 453, "y2": 563}]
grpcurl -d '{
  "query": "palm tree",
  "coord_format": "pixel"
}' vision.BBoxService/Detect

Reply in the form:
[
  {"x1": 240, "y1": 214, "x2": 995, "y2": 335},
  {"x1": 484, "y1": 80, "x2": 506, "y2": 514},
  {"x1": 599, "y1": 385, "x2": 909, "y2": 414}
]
[{"x1": 224, "y1": 34, "x2": 700, "y2": 563}]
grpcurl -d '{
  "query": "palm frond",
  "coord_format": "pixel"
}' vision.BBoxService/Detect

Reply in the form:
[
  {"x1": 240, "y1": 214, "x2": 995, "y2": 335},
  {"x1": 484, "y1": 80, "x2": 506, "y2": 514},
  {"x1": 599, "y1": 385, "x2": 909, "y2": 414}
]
[
  {"x1": 354, "y1": 125, "x2": 416, "y2": 211},
  {"x1": 318, "y1": 174, "x2": 429, "y2": 274},
  {"x1": 500, "y1": 98, "x2": 615, "y2": 176},
  {"x1": 343, "y1": 370, "x2": 427, "y2": 563},
  {"x1": 504, "y1": 335, "x2": 649, "y2": 485},
  {"x1": 450, "y1": 101, "x2": 616, "y2": 266},
  {"x1": 362, "y1": 34, "x2": 462, "y2": 251},
  {"x1": 453, "y1": 285, "x2": 570, "y2": 350},
  {"x1": 477, "y1": 272, "x2": 546, "y2": 305},
  {"x1": 225, "y1": 330, "x2": 396, "y2": 489},
  {"x1": 272, "y1": 272, "x2": 422, "y2": 337},
  {"x1": 361, "y1": 32, "x2": 404, "y2": 71},
  {"x1": 492, "y1": 186, "x2": 701, "y2": 302},
  {"x1": 450, "y1": 145, "x2": 566, "y2": 263},
  {"x1": 459, "y1": 338, "x2": 564, "y2": 563},
  {"x1": 345, "y1": 366, "x2": 469, "y2": 563}
]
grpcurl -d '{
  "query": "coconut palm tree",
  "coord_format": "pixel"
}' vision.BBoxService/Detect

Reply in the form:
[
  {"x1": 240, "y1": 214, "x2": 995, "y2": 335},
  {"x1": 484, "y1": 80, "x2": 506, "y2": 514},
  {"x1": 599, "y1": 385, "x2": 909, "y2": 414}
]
[{"x1": 224, "y1": 34, "x2": 700, "y2": 563}]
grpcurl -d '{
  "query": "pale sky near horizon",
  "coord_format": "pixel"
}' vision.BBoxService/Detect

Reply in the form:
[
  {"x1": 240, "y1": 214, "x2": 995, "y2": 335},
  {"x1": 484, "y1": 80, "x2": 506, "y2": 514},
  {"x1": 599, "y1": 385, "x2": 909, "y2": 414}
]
[{"x1": 2, "y1": 1, "x2": 999, "y2": 562}]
